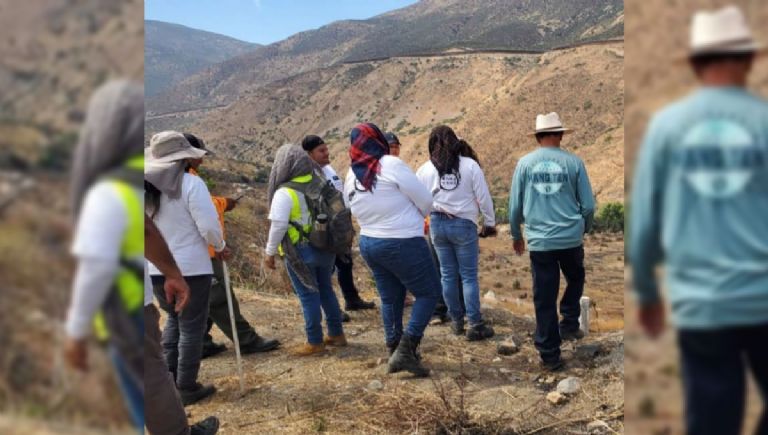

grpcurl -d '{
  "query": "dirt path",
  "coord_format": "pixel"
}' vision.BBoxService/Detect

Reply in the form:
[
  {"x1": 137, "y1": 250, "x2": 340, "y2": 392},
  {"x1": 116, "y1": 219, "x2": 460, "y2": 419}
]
[{"x1": 185, "y1": 234, "x2": 625, "y2": 434}]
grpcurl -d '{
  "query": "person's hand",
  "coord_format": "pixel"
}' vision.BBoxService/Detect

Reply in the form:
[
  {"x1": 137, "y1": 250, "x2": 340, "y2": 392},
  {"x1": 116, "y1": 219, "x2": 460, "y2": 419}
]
[
  {"x1": 479, "y1": 226, "x2": 497, "y2": 238},
  {"x1": 265, "y1": 255, "x2": 276, "y2": 270},
  {"x1": 225, "y1": 197, "x2": 238, "y2": 212},
  {"x1": 639, "y1": 301, "x2": 666, "y2": 339},
  {"x1": 64, "y1": 337, "x2": 88, "y2": 372},
  {"x1": 513, "y1": 239, "x2": 526, "y2": 256},
  {"x1": 164, "y1": 275, "x2": 190, "y2": 313},
  {"x1": 215, "y1": 246, "x2": 232, "y2": 261}
]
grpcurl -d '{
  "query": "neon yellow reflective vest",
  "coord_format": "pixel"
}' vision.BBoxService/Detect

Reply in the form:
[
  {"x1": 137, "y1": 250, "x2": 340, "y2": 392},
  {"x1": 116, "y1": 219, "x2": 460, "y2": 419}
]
[
  {"x1": 278, "y1": 174, "x2": 313, "y2": 256},
  {"x1": 92, "y1": 155, "x2": 144, "y2": 341}
]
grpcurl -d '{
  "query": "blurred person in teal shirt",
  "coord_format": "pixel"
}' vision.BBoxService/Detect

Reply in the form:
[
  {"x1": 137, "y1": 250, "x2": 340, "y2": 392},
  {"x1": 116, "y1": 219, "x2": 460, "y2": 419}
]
[
  {"x1": 509, "y1": 112, "x2": 595, "y2": 371},
  {"x1": 630, "y1": 6, "x2": 768, "y2": 435}
]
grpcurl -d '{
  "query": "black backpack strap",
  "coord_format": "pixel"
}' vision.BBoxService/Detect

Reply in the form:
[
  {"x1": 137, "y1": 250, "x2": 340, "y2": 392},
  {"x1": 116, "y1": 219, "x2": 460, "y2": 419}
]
[{"x1": 100, "y1": 165, "x2": 144, "y2": 189}]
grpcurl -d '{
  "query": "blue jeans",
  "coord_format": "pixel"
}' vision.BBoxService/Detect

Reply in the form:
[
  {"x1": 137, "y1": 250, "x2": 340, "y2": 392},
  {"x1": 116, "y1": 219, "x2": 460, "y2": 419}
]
[
  {"x1": 430, "y1": 214, "x2": 483, "y2": 326},
  {"x1": 359, "y1": 236, "x2": 439, "y2": 345},
  {"x1": 109, "y1": 310, "x2": 144, "y2": 432},
  {"x1": 285, "y1": 243, "x2": 344, "y2": 344}
]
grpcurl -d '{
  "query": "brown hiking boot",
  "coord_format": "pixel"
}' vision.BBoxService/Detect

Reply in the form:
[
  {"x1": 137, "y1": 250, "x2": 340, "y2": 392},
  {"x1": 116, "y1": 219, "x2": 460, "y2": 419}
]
[
  {"x1": 293, "y1": 343, "x2": 326, "y2": 356},
  {"x1": 323, "y1": 334, "x2": 348, "y2": 347}
]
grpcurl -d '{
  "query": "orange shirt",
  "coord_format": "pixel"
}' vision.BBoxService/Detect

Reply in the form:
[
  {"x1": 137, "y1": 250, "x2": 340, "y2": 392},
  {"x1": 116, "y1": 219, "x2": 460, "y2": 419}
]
[{"x1": 189, "y1": 168, "x2": 227, "y2": 258}]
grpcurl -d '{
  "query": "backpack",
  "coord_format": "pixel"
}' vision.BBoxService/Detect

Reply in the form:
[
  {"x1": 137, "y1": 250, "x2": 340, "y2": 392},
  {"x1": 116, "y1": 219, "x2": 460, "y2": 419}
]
[{"x1": 280, "y1": 175, "x2": 354, "y2": 255}]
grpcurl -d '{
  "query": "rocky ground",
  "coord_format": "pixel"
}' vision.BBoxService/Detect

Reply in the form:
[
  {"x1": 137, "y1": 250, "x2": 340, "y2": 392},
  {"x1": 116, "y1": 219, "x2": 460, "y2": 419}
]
[{"x1": 182, "y1": 195, "x2": 625, "y2": 434}]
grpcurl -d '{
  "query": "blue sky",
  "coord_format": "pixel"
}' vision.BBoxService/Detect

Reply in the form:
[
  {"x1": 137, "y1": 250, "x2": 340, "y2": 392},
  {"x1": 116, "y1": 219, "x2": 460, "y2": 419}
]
[{"x1": 145, "y1": 0, "x2": 419, "y2": 45}]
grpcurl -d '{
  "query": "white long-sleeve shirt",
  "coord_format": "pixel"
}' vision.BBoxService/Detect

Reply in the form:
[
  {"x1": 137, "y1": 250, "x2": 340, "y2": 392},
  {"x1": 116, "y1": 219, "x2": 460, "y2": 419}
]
[
  {"x1": 147, "y1": 172, "x2": 224, "y2": 276},
  {"x1": 322, "y1": 165, "x2": 344, "y2": 192},
  {"x1": 265, "y1": 187, "x2": 311, "y2": 256},
  {"x1": 344, "y1": 155, "x2": 432, "y2": 239},
  {"x1": 67, "y1": 181, "x2": 139, "y2": 339},
  {"x1": 416, "y1": 156, "x2": 496, "y2": 226}
]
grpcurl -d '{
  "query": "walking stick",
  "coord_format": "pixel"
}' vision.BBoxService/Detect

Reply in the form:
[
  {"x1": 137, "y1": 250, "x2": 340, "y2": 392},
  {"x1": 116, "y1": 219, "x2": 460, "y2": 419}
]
[{"x1": 222, "y1": 261, "x2": 245, "y2": 395}]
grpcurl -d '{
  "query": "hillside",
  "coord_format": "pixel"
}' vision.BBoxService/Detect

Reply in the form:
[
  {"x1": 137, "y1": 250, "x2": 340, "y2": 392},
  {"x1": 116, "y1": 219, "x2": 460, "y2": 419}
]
[
  {"x1": 145, "y1": 20, "x2": 260, "y2": 96},
  {"x1": 1, "y1": 0, "x2": 142, "y2": 431},
  {"x1": 147, "y1": 0, "x2": 623, "y2": 115},
  {"x1": 147, "y1": 42, "x2": 625, "y2": 204},
  {"x1": 0, "y1": 0, "x2": 143, "y2": 134}
]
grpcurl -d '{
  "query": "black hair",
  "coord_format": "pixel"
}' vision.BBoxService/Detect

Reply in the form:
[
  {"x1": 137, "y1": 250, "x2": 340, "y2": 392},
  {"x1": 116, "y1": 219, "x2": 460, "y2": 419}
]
[
  {"x1": 690, "y1": 52, "x2": 755, "y2": 74},
  {"x1": 145, "y1": 181, "x2": 162, "y2": 220},
  {"x1": 457, "y1": 139, "x2": 480, "y2": 166},
  {"x1": 428, "y1": 125, "x2": 462, "y2": 178},
  {"x1": 534, "y1": 131, "x2": 564, "y2": 142},
  {"x1": 301, "y1": 135, "x2": 325, "y2": 151}
]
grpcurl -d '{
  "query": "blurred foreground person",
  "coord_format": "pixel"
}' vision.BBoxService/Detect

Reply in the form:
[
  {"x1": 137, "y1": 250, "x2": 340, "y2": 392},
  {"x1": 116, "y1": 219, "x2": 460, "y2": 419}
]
[
  {"x1": 630, "y1": 6, "x2": 768, "y2": 435},
  {"x1": 64, "y1": 80, "x2": 145, "y2": 430},
  {"x1": 145, "y1": 216, "x2": 220, "y2": 435}
]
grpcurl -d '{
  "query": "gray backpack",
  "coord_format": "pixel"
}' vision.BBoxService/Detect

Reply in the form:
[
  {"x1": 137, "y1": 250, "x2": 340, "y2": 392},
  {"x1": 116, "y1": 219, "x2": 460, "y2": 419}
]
[{"x1": 280, "y1": 175, "x2": 354, "y2": 255}]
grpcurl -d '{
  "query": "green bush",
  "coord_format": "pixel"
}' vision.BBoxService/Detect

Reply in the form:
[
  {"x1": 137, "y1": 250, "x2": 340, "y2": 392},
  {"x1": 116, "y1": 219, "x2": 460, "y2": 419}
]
[
  {"x1": 593, "y1": 202, "x2": 624, "y2": 233},
  {"x1": 492, "y1": 196, "x2": 509, "y2": 225}
]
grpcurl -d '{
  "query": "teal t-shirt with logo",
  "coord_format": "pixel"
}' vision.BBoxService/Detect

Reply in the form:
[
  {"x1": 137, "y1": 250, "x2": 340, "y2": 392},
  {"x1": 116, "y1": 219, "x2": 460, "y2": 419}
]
[
  {"x1": 509, "y1": 146, "x2": 595, "y2": 251},
  {"x1": 630, "y1": 86, "x2": 768, "y2": 329}
]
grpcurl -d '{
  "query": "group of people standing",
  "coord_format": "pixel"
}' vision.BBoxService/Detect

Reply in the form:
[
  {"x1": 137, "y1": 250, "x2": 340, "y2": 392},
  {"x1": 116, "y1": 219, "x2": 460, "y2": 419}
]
[
  {"x1": 264, "y1": 115, "x2": 594, "y2": 376},
  {"x1": 62, "y1": 82, "x2": 595, "y2": 435}
]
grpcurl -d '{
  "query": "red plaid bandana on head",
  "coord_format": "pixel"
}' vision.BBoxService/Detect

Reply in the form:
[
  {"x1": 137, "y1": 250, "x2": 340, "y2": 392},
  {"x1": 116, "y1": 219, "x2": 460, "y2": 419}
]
[{"x1": 349, "y1": 123, "x2": 390, "y2": 191}]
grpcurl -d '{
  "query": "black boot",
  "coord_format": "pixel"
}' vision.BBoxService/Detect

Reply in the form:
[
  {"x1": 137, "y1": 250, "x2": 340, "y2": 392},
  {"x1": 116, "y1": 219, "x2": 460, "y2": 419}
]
[
  {"x1": 346, "y1": 298, "x2": 376, "y2": 311},
  {"x1": 388, "y1": 334, "x2": 429, "y2": 377},
  {"x1": 240, "y1": 335, "x2": 281, "y2": 354},
  {"x1": 386, "y1": 339, "x2": 400, "y2": 356},
  {"x1": 466, "y1": 322, "x2": 495, "y2": 341},
  {"x1": 560, "y1": 328, "x2": 585, "y2": 341},
  {"x1": 190, "y1": 416, "x2": 220, "y2": 435},
  {"x1": 202, "y1": 341, "x2": 227, "y2": 359},
  {"x1": 450, "y1": 319, "x2": 465, "y2": 336},
  {"x1": 179, "y1": 383, "x2": 217, "y2": 406}
]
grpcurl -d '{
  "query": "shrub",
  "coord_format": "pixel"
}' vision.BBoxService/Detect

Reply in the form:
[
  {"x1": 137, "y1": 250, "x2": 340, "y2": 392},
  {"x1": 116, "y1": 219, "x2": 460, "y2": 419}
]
[
  {"x1": 492, "y1": 196, "x2": 509, "y2": 225},
  {"x1": 593, "y1": 202, "x2": 624, "y2": 233}
]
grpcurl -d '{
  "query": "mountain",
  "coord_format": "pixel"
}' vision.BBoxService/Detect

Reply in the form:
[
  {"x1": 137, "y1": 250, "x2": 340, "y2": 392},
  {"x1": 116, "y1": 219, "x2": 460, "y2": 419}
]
[
  {"x1": 147, "y1": 41, "x2": 625, "y2": 203},
  {"x1": 145, "y1": 20, "x2": 260, "y2": 96},
  {"x1": 146, "y1": 0, "x2": 623, "y2": 115}
]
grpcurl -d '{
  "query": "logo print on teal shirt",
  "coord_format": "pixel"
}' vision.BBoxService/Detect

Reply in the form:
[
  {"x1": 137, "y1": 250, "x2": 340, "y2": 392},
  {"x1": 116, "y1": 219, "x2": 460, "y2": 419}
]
[
  {"x1": 677, "y1": 119, "x2": 763, "y2": 198},
  {"x1": 531, "y1": 160, "x2": 568, "y2": 195}
]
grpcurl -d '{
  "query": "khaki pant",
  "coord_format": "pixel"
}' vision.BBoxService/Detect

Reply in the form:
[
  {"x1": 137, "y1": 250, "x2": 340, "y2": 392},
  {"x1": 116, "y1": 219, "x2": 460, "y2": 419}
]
[{"x1": 144, "y1": 304, "x2": 190, "y2": 435}]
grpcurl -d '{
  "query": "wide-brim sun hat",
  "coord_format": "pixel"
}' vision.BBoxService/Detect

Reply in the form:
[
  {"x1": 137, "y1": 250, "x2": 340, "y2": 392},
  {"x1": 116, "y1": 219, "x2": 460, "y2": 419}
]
[
  {"x1": 528, "y1": 112, "x2": 574, "y2": 137},
  {"x1": 147, "y1": 131, "x2": 207, "y2": 164}
]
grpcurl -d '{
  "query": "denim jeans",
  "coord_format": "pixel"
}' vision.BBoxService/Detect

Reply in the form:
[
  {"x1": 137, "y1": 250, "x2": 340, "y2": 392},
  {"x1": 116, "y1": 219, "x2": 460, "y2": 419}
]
[
  {"x1": 427, "y1": 235, "x2": 465, "y2": 317},
  {"x1": 359, "y1": 236, "x2": 439, "y2": 345},
  {"x1": 285, "y1": 243, "x2": 344, "y2": 345},
  {"x1": 678, "y1": 324, "x2": 768, "y2": 435},
  {"x1": 152, "y1": 274, "x2": 212, "y2": 390},
  {"x1": 430, "y1": 214, "x2": 482, "y2": 325},
  {"x1": 108, "y1": 310, "x2": 144, "y2": 432},
  {"x1": 529, "y1": 245, "x2": 585, "y2": 362}
]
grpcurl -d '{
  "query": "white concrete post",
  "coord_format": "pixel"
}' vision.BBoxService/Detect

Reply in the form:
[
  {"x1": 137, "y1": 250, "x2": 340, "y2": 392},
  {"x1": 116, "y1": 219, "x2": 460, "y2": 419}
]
[{"x1": 579, "y1": 296, "x2": 591, "y2": 336}]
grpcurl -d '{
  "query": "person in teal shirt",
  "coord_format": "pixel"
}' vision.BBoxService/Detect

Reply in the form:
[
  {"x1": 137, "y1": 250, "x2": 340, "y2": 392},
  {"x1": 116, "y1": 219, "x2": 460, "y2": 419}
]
[
  {"x1": 629, "y1": 6, "x2": 768, "y2": 435},
  {"x1": 509, "y1": 112, "x2": 595, "y2": 371}
]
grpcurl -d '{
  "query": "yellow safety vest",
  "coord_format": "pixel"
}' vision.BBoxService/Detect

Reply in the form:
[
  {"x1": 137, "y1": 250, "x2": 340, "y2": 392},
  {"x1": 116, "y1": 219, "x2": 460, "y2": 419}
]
[
  {"x1": 278, "y1": 174, "x2": 313, "y2": 256},
  {"x1": 93, "y1": 155, "x2": 145, "y2": 341}
]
